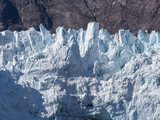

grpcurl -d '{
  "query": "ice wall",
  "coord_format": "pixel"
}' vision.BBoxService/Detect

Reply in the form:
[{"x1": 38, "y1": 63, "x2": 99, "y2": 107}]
[
  {"x1": 0, "y1": 22, "x2": 160, "y2": 120},
  {"x1": 0, "y1": 22, "x2": 160, "y2": 79}
]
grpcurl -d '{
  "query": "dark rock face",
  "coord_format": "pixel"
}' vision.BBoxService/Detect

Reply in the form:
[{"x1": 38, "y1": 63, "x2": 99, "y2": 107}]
[
  {"x1": 0, "y1": 0, "x2": 21, "y2": 30},
  {"x1": 0, "y1": 0, "x2": 160, "y2": 34}
]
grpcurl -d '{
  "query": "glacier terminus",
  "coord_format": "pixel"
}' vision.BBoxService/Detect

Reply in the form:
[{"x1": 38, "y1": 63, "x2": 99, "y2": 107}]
[{"x1": 0, "y1": 22, "x2": 160, "y2": 120}]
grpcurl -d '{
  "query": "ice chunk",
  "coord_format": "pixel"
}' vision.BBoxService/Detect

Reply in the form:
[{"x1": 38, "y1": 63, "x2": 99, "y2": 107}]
[
  {"x1": 136, "y1": 39, "x2": 145, "y2": 53},
  {"x1": 157, "y1": 32, "x2": 160, "y2": 44},
  {"x1": 77, "y1": 28, "x2": 86, "y2": 57},
  {"x1": 85, "y1": 22, "x2": 99, "y2": 42},
  {"x1": 14, "y1": 31, "x2": 25, "y2": 52},
  {"x1": 148, "y1": 31, "x2": 160, "y2": 49},
  {"x1": 39, "y1": 24, "x2": 53, "y2": 46},
  {"x1": 116, "y1": 30, "x2": 136, "y2": 49},
  {"x1": 0, "y1": 49, "x2": 5, "y2": 67},
  {"x1": 99, "y1": 29, "x2": 111, "y2": 42},
  {"x1": 118, "y1": 29, "x2": 126, "y2": 45},
  {"x1": 0, "y1": 30, "x2": 14, "y2": 45},
  {"x1": 27, "y1": 28, "x2": 44, "y2": 53},
  {"x1": 98, "y1": 29, "x2": 111, "y2": 53},
  {"x1": 56, "y1": 26, "x2": 69, "y2": 45},
  {"x1": 138, "y1": 30, "x2": 149, "y2": 42},
  {"x1": 82, "y1": 22, "x2": 100, "y2": 73},
  {"x1": 68, "y1": 28, "x2": 78, "y2": 40},
  {"x1": 84, "y1": 22, "x2": 99, "y2": 56}
]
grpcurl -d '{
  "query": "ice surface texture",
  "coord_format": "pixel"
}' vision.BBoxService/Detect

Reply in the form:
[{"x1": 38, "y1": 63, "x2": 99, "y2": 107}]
[{"x1": 0, "y1": 22, "x2": 160, "y2": 120}]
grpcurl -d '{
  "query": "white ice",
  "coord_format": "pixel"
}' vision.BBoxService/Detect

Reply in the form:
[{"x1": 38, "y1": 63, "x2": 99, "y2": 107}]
[{"x1": 0, "y1": 22, "x2": 160, "y2": 120}]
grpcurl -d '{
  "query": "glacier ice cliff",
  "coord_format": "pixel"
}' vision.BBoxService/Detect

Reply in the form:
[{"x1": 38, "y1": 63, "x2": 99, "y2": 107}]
[{"x1": 0, "y1": 22, "x2": 160, "y2": 120}]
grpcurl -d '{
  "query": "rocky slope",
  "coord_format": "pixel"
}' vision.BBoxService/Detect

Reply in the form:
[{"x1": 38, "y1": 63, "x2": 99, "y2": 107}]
[{"x1": 1, "y1": 0, "x2": 160, "y2": 34}]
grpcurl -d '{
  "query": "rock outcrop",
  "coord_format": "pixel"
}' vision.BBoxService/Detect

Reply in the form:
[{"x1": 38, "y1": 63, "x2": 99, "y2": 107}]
[{"x1": 1, "y1": 0, "x2": 160, "y2": 34}]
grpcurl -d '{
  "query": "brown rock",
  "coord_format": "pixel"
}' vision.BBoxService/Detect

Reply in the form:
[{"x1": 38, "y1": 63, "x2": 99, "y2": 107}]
[{"x1": 0, "y1": 0, "x2": 160, "y2": 35}]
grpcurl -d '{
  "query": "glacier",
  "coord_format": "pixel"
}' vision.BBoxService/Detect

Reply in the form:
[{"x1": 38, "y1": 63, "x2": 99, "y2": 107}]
[{"x1": 0, "y1": 22, "x2": 160, "y2": 120}]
